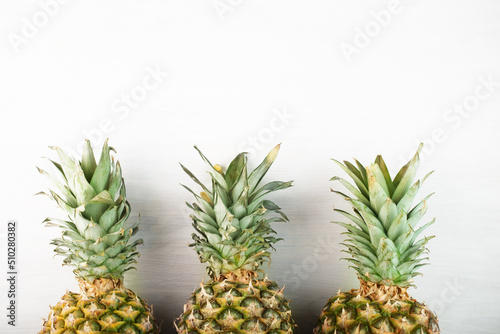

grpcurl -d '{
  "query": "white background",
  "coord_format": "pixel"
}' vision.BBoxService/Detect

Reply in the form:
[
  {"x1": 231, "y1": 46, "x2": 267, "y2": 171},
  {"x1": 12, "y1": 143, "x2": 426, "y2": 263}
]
[{"x1": 1, "y1": 0, "x2": 499, "y2": 333}]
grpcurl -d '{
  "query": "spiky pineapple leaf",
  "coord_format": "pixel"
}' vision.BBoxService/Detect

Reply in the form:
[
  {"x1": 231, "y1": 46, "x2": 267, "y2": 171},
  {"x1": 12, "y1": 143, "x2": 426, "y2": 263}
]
[
  {"x1": 40, "y1": 139, "x2": 143, "y2": 282},
  {"x1": 181, "y1": 145, "x2": 291, "y2": 278},
  {"x1": 332, "y1": 144, "x2": 435, "y2": 287}
]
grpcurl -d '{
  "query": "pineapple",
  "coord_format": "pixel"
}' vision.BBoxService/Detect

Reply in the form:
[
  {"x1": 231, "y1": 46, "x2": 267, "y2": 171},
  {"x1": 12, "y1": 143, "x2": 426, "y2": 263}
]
[
  {"x1": 315, "y1": 144, "x2": 440, "y2": 334},
  {"x1": 175, "y1": 144, "x2": 296, "y2": 333},
  {"x1": 38, "y1": 139, "x2": 158, "y2": 334}
]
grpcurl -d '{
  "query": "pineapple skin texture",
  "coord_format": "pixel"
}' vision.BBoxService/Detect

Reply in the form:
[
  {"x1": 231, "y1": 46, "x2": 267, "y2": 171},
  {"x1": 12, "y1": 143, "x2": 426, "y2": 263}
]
[
  {"x1": 314, "y1": 289, "x2": 439, "y2": 334},
  {"x1": 176, "y1": 279, "x2": 296, "y2": 333},
  {"x1": 39, "y1": 288, "x2": 158, "y2": 334}
]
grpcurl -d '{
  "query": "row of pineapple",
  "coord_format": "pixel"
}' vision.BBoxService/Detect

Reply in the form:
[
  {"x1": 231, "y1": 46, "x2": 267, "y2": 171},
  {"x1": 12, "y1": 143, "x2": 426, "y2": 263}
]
[{"x1": 37, "y1": 139, "x2": 440, "y2": 334}]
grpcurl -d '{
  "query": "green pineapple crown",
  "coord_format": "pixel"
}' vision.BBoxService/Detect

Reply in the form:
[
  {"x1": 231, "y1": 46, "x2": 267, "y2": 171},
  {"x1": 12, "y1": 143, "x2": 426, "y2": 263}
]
[
  {"x1": 38, "y1": 139, "x2": 142, "y2": 282},
  {"x1": 332, "y1": 143, "x2": 435, "y2": 287},
  {"x1": 181, "y1": 144, "x2": 292, "y2": 280}
]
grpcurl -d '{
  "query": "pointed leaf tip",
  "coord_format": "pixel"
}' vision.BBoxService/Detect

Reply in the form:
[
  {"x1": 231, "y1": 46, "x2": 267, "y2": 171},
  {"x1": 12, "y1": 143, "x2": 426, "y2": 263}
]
[
  {"x1": 417, "y1": 142, "x2": 424, "y2": 153},
  {"x1": 266, "y1": 144, "x2": 281, "y2": 162}
]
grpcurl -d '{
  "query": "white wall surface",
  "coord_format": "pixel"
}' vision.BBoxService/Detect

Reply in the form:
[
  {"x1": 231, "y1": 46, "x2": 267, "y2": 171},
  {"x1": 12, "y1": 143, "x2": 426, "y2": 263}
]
[{"x1": 0, "y1": 1, "x2": 499, "y2": 333}]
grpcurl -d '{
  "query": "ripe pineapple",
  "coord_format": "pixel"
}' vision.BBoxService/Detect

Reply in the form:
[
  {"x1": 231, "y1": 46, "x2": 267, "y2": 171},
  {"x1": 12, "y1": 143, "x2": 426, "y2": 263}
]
[
  {"x1": 315, "y1": 144, "x2": 440, "y2": 334},
  {"x1": 38, "y1": 139, "x2": 158, "y2": 334},
  {"x1": 175, "y1": 144, "x2": 296, "y2": 333}
]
